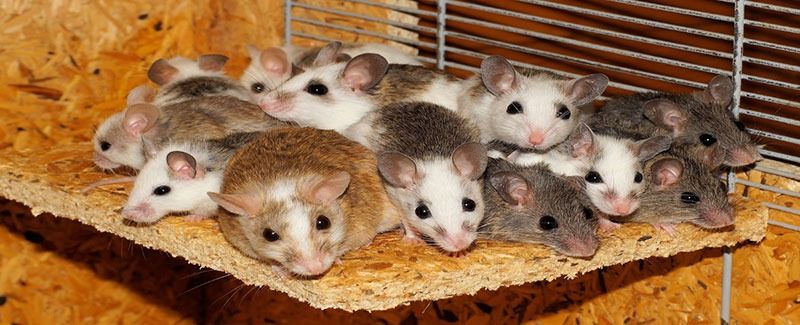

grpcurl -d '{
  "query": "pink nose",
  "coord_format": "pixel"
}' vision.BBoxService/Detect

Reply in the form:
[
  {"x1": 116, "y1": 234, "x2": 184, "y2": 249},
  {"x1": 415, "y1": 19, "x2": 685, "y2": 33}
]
[
  {"x1": 701, "y1": 208, "x2": 735, "y2": 228},
  {"x1": 297, "y1": 256, "x2": 328, "y2": 276},
  {"x1": 612, "y1": 200, "x2": 632, "y2": 216},
  {"x1": 727, "y1": 147, "x2": 762, "y2": 166},
  {"x1": 564, "y1": 237, "x2": 598, "y2": 257},
  {"x1": 528, "y1": 132, "x2": 545, "y2": 146},
  {"x1": 122, "y1": 203, "x2": 155, "y2": 221},
  {"x1": 445, "y1": 231, "x2": 473, "y2": 252}
]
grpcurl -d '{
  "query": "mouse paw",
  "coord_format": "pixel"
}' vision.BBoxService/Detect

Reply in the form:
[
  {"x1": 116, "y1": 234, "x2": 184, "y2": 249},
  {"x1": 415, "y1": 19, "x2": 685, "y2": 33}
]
[
  {"x1": 401, "y1": 232, "x2": 425, "y2": 245},
  {"x1": 183, "y1": 214, "x2": 207, "y2": 222},
  {"x1": 597, "y1": 217, "x2": 621, "y2": 233},
  {"x1": 653, "y1": 223, "x2": 677, "y2": 237}
]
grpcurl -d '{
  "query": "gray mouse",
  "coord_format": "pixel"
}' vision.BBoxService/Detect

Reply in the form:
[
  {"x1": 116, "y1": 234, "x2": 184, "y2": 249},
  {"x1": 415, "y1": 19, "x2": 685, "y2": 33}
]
[
  {"x1": 147, "y1": 54, "x2": 251, "y2": 105},
  {"x1": 588, "y1": 74, "x2": 761, "y2": 168},
  {"x1": 480, "y1": 158, "x2": 599, "y2": 257},
  {"x1": 365, "y1": 101, "x2": 488, "y2": 254}
]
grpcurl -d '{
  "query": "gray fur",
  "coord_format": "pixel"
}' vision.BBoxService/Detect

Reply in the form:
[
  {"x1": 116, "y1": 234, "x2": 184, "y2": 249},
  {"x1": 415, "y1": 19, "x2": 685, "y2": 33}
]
[
  {"x1": 370, "y1": 64, "x2": 460, "y2": 107},
  {"x1": 158, "y1": 76, "x2": 249, "y2": 105}
]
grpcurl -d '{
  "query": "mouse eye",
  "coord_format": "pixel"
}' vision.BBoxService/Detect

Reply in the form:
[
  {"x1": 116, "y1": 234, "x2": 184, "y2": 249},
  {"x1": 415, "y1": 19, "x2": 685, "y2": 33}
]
[
  {"x1": 634, "y1": 172, "x2": 643, "y2": 183},
  {"x1": 680, "y1": 192, "x2": 700, "y2": 204},
  {"x1": 583, "y1": 208, "x2": 594, "y2": 220},
  {"x1": 251, "y1": 82, "x2": 265, "y2": 94},
  {"x1": 100, "y1": 141, "x2": 111, "y2": 151},
  {"x1": 539, "y1": 215, "x2": 558, "y2": 230},
  {"x1": 306, "y1": 83, "x2": 328, "y2": 96},
  {"x1": 462, "y1": 198, "x2": 476, "y2": 212},
  {"x1": 735, "y1": 121, "x2": 746, "y2": 131},
  {"x1": 699, "y1": 133, "x2": 717, "y2": 146},
  {"x1": 262, "y1": 228, "x2": 280, "y2": 242},
  {"x1": 585, "y1": 171, "x2": 603, "y2": 184},
  {"x1": 556, "y1": 104, "x2": 571, "y2": 120},
  {"x1": 506, "y1": 101, "x2": 523, "y2": 114},
  {"x1": 415, "y1": 204, "x2": 431, "y2": 219},
  {"x1": 153, "y1": 185, "x2": 171, "y2": 196},
  {"x1": 315, "y1": 215, "x2": 331, "y2": 230}
]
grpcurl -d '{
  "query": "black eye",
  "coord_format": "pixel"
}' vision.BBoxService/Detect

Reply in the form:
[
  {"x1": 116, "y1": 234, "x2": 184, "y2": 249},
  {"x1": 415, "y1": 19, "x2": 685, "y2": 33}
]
[
  {"x1": 735, "y1": 121, "x2": 746, "y2": 131},
  {"x1": 634, "y1": 172, "x2": 643, "y2": 183},
  {"x1": 556, "y1": 104, "x2": 571, "y2": 120},
  {"x1": 699, "y1": 134, "x2": 717, "y2": 146},
  {"x1": 251, "y1": 82, "x2": 265, "y2": 93},
  {"x1": 306, "y1": 83, "x2": 328, "y2": 96},
  {"x1": 539, "y1": 215, "x2": 558, "y2": 230},
  {"x1": 680, "y1": 192, "x2": 700, "y2": 204},
  {"x1": 585, "y1": 171, "x2": 603, "y2": 183},
  {"x1": 153, "y1": 185, "x2": 171, "y2": 196},
  {"x1": 263, "y1": 228, "x2": 280, "y2": 242},
  {"x1": 316, "y1": 215, "x2": 331, "y2": 230},
  {"x1": 506, "y1": 101, "x2": 523, "y2": 114},
  {"x1": 583, "y1": 208, "x2": 594, "y2": 220},
  {"x1": 100, "y1": 141, "x2": 111, "y2": 151},
  {"x1": 415, "y1": 204, "x2": 431, "y2": 219},
  {"x1": 462, "y1": 198, "x2": 476, "y2": 212}
]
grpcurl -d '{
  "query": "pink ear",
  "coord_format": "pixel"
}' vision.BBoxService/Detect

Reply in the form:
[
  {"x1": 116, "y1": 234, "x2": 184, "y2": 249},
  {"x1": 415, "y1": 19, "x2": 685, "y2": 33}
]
[
  {"x1": 122, "y1": 104, "x2": 159, "y2": 137},
  {"x1": 377, "y1": 152, "x2": 418, "y2": 188},
  {"x1": 208, "y1": 192, "x2": 262, "y2": 216},
  {"x1": 633, "y1": 136, "x2": 672, "y2": 162},
  {"x1": 480, "y1": 55, "x2": 517, "y2": 96},
  {"x1": 570, "y1": 124, "x2": 595, "y2": 159},
  {"x1": 452, "y1": 142, "x2": 488, "y2": 180},
  {"x1": 198, "y1": 54, "x2": 229, "y2": 72},
  {"x1": 147, "y1": 59, "x2": 179, "y2": 85},
  {"x1": 651, "y1": 158, "x2": 683, "y2": 187},
  {"x1": 565, "y1": 74, "x2": 608, "y2": 106},
  {"x1": 698, "y1": 74, "x2": 734, "y2": 108},
  {"x1": 342, "y1": 53, "x2": 389, "y2": 91},
  {"x1": 166, "y1": 151, "x2": 200, "y2": 180},
  {"x1": 643, "y1": 99, "x2": 687, "y2": 134},
  {"x1": 126, "y1": 85, "x2": 156, "y2": 105},
  {"x1": 313, "y1": 41, "x2": 343, "y2": 67},
  {"x1": 489, "y1": 171, "x2": 531, "y2": 206},
  {"x1": 259, "y1": 47, "x2": 291, "y2": 78},
  {"x1": 302, "y1": 171, "x2": 351, "y2": 204}
]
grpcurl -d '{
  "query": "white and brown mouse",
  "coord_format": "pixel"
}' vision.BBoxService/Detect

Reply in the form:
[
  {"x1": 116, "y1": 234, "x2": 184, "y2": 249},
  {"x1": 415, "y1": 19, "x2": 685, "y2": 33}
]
[
  {"x1": 209, "y1": 127, "x2": 400, "y2": 277},
  {"x1": 459, "y1": 55, "x2": 608, "y2": 151},
  {"x1": 148, "y1": 54, "x2": 250, "y2": 105},
  {"x1": 92, "y1": 85, "x2": 158, "y2": 170},
  {"x1": 480, "y1": 158, "x2": 599, "y2": 257}
]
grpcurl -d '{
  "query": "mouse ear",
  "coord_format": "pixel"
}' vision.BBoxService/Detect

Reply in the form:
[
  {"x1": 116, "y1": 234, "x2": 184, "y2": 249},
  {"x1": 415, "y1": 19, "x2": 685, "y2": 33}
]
[
  {"x1": 126, "y1": 85, "x2": 156, "y2": 106},
  {"x1": 342, "y1": 53, "x2": 389, "y2": 92},
  {"x1": 480, "y1": 55, "x2": 517, "y2": 96},
  {"x1": 259, "y1": 47, "x2": 291, "y2": 79},
  {"x1": 377, "y1": 152, "x2": 418, "y2": 188},
  {"x1": 489, "y1": 171, "x2": 531, "y2": 206},
  {"x1": 122, "y1": 104, "x2": 159, "y2": 137},
  {"x1": 167, "y1": 151, "x2": 202, "y2": 180},
  {"x1": 643, "y1": 99, "x2": 687, "y2": 135},
  {"x1": 696, "y1": 74, "x2": 734, "y2": 108},
  {"x1": 208, "y1": 192, "x2": 262, "y2": 217},
  {"x1": 452, "y1": 142, "x2": 488, "y2": 180},
  {"x1": 633, "y1": 135, "x2": 672, "y2": 162},
  {"x1": 300, "y1": 171, "x2": 351, "y2": 204},
  {"x1": 147, "y1": 59, "x2": 179, "y2": 85},
  {"x1": 198, "y1": 54, "x2": 229, "y2": 72},
  {"x1": 650, "y1": 157, "x2": 683, "y2": 187},
  {"x1": 568, "y1": 124, "x2": 596, "y2": 159},
  {"x1": 565, "y1": 74, "x2": 608, "y2": 107},
  {"x1": 314, "y1": 41, "x2": 343, "y2": 67}
]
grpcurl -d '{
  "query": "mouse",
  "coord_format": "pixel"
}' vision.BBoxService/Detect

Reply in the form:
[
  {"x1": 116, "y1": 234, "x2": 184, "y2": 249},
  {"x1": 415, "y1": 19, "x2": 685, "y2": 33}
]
[
  {"x1": 121, "y1": 132, "x2": 262, "y2": 224},
  {"x1": 363, "y1": 101, "x2": 487, "y2": 254},
  {"x1": 92, "y1": 84, "x2": 158, "y2": 170},
  {"x1": 459, "y1": 55, "x2": 608, "y2": 151},
  {"x1": 253, "y1": 50, "x2": 463, "y2": 133},
  {"x1": 588, "y1": 74, "x2": 761, "y2": 167},
  {"x1": 209, "y1": 127, "x2": 400, "y2": 277},
  {"x1": 147, "y1": 54, "x2": 250, "y2": 105},
  {"x1": 240, "y1": 41, "x2": 422, "y2": 102},
  {"x1": 616, "y1": 153, "x2": 735, "y2": 235},
  {"x1": 508, "y1": 124, "x2": 672, "y2": 228},
  {"x1": 480, "y1": 158, "x2": 599, "y2": 257}
]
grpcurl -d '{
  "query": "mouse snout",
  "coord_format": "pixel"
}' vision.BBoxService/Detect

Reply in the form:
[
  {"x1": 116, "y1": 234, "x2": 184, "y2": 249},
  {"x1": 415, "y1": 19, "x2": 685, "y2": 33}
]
[
  {"x1": 258, "y1": 96, "x2": 290, "y2": 114},
  {"x1": 726, "y1": 146, "x2": 762, "y2": 167},
  {"x1": 441, "y1": 229, "x2": 475, "y2": 252},
  {"x1": 527, "y1": 131, "x2": 545, "y2": 147},
  {"x1": 610, "y1": 198, "x2": 636, "y2": 216},
  {"x1": 122, "y1": 203, "x2": 155, "y2": 222},
  {"x1": 294, "y1": 253, "x2": 330, "y2": 276},
  {"x1": 700, "y1": 207, "x2": 735, "y2": 228},
  {"x1": 563, "y1": 237, "x2": 599, "y2": 257},
  {"x1": 92, "y1": 151, "x2": 120, "y2": 169}
]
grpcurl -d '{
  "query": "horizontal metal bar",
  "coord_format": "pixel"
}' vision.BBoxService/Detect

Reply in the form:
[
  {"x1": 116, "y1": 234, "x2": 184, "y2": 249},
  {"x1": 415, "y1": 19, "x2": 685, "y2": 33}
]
[
  {"x1": 443, "y1": 60, "x2": 479, "y2": 73},
  {"x1": 739, "y1": 109, "x2": 800, "y2": 127},
  {"x1": 744, "y1": 57, "x2": 800, "y2": 73},
  {"x1": 292, "y1": 2, "x2": 435, "y2": 33},
  {"x1": 754, "y1": 165, "x2": 800, "y2": 182},
  {"x1": 741, "y1": 92, "x2": 800, "y2": 109},
  {"x1": 339, "y1": 0, "x2": 437, "y2": 17},
  {"x1": 292, "y1": 17, "x2": 437, "y2": 48},
  {"x1": 745, "y1": 38, "x2": 800, "y2": 55},
  {"x1": 291, "y1": 31, "x2": 437, "y2": 64},
  {"x1": 741, "y1": 74, "x2": 800, "y2": 91},
  {"x1": 718, "y1": 0, "x2": 800, "y2": 16},
  {"x1": 747, "y1": 129, "x2": 800, "y2": 146},
  {"x1": 759, "y1": 149, "x2": 800, "y2": 165},
  {"x1": 736, "y1": 179, "x2": 800, "y2": 199},
  {"x1": 767, "y1": 218, "x2": 800, "y2": 232}
]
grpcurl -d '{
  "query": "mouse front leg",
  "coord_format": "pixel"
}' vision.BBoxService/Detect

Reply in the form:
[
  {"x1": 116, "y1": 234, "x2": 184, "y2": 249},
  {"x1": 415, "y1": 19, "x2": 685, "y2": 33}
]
[
  {"x1": 401, "y1": 221, "x2": 425, "y2": 245},
  {"x1": 652, "y1": 223, "x2": 677, "y2": 237}
]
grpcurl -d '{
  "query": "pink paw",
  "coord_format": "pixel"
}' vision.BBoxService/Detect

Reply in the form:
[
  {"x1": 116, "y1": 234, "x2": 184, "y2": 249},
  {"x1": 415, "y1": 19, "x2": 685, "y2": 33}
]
[
  {"x1": 654, "y1": 223, "x2": 677, "y2": 237},
  {"x1": 597, "y1": 217, "x2": 621, "y2": 233}
]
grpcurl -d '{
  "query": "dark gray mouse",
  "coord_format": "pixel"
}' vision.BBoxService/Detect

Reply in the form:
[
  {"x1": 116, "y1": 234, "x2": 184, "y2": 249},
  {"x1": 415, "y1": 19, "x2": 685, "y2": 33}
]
[
  {"x1": 588, "y1": 74, "x2": 760, "y2": 168},
  {"x1": 480, "y1": 158, "x2": 599, "y2": 257}
]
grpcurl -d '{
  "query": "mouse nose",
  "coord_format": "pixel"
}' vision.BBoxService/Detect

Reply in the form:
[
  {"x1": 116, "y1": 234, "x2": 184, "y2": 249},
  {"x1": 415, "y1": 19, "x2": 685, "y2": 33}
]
[
  {"x1": 611, "y1": 199, "x2": 634, "y2": 216},
  {"x1": 701, "y1": 207, "x2": 735, "y2": 228},
  {"x1": 528, "y1": 132, "x2": 545, "y2": 146},
  {"x1": 443, "y1": 230, "x2": 475, "y2": 252},
  {"x1": 122, "y1": 203, "x2": 155, "y2": 222},
  {"x1": 564, "y1": 237, "x2": 598, "y2": 257},
  {"x1": 296, "y1": 254, "x2": 329, "y2": 276},
  {"x1": 726, "y1": 146, "x2": 762, "y2": 166}
]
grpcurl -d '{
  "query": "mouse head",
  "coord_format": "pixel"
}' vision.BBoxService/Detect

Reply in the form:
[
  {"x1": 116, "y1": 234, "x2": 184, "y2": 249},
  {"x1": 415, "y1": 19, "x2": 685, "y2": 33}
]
[
  {"x1": 147, "y1": 54, "x2": 229, "y2": 86},
  {"x1": 564, "y1": 125, "x2": 672, "y2": 216},
  {"x1": 256, "y1": 48, "x2": 389, "y2": 132},
  {"x1": 642, "y1": 155, "x2": 734, "y2": 228},
  {"x1": 378, "y1": 143, "x2": 488, "y2": 253},
  {"x1": 479, "y1": 56, "x2": 608, "y2": 151},
  {"x1": 92, "y1": 85, "x2": 158, "y2": 170},
  {"x1": 123, "y1": 150, "x2": 216, "y2": 223},
  {"x1": 240, "y1": 45, "x2": 297, "y2": 103},
  {"x1": 643, "y1": 75, "x2": 761, "y2": 167},
  {"x1": 486, "y1": 164, "x2": 598, "y2": 257},
  {"x1": 209, "y1": 171, "x2": 351, "y2": 277}
]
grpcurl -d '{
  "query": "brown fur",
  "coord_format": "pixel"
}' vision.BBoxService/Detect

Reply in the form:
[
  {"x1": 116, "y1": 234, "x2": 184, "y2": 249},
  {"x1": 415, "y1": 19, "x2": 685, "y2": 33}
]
[{"x1": 370, "y1": 64, "x2": 461, "y2": 107}]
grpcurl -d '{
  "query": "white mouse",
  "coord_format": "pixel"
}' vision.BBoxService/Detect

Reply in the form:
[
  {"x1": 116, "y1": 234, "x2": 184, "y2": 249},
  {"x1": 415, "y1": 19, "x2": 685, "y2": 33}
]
[{"x1": 459, "y1": 55, "x2": 608, "y2": 151}]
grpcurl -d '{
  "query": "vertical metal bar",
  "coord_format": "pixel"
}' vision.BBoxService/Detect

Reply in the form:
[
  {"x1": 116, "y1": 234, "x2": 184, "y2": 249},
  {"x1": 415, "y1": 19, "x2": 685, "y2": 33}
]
[
  {"x1": 285, "y1": 0, "x2": 293, "y2": 46},
  {"x1": 436, "y1": 0, "x2": 447, "y2": 70},
  {"x1": 722, "y1": 1, "x2": 745, "y2": 323}
]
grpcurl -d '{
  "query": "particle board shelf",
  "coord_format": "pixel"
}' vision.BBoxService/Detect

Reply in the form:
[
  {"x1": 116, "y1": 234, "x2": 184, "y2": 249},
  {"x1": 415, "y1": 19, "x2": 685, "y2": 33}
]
[{"x1": 0, "y1": 142, "x2": 768, "y2": 311}]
